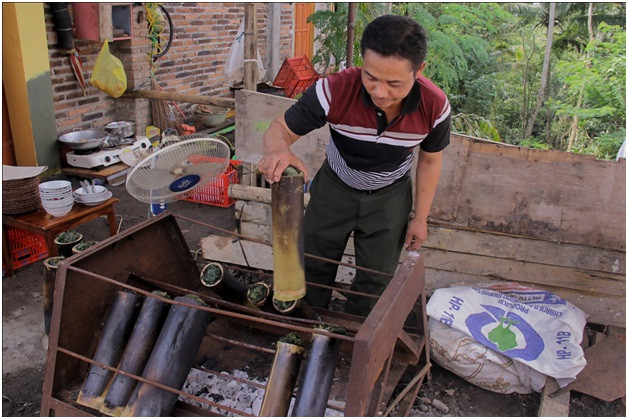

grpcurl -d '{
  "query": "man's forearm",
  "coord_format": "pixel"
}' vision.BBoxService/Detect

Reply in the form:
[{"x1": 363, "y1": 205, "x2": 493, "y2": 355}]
[{"x1": 414, "y1": 150, "x2": 443, "y2": 221}]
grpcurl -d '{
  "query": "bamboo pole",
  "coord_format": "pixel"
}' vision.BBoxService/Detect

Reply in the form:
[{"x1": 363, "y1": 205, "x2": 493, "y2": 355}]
[
  {"x1": 123, "y1": 89, "x2": 235, "y2": 108},
  {"x1": 77, "y1": 290, "x2": 140, "y2": 410},
  {"x1": 101, "y1": 292, "x2": 170, "y2": 415},
  {"x1": 243, "y1": 3, "x2": 258, "y2": 91},
  {"x1": 200, "y1": 262, "x2": 249, "y2": 303},
  {"x1": 346, "y1": 3, "x2": 357, "y2": 68},
  {"x1": 271, "y1": 167, "x2": 306, "y2": 301},
  {"x1": 123, "y1": 295, "x2": 213, "y2": 416},
  {"x1": 229, "y1": 184, "x2": 310, "y2": 206},
  {"x1": 259, "y1": 336, "x2": 304, "y2": 416}
]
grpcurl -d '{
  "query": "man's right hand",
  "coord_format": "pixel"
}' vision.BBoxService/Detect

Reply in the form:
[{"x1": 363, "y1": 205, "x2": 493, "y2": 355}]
[{"x1": 258, "y1": 117, "x2": 309, "y2": 183}]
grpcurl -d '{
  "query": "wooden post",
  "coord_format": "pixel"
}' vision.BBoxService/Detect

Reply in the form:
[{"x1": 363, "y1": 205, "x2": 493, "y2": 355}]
[
  {"x1": 346, "y1": 3, "x2": 357, "y2": 68},
  {"x1": 243, "y1": 3, "x2": 258, "y2": 91}
]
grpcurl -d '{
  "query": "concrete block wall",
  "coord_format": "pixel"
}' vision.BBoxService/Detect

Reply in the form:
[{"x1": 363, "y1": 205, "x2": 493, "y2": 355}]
[{"x1": 45, "y1": 3, "x2": 294, "y2": 137}]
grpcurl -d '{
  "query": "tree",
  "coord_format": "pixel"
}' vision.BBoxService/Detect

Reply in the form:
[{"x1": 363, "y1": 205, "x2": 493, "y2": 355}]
[{"x1": 524, "y1": 2, "x2": 555, "y2": 138}]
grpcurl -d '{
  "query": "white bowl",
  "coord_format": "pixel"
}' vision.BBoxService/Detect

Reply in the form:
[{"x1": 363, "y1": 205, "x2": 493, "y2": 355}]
[
  {"x1": 44, "y1": 202, "x2": 74, "y2": 217},
  {"x1": 40, "y1": 191, "x2": 73, "y2": 200},
  {"x1": 39, "y1": 180, "x2": 72, "y2": 192},
  {"x1": 76, "y1": 190, "x2": 113, "y2": 206},
  {"x1": 42, "y1": 197, "x2": 74, "y2": 209}
]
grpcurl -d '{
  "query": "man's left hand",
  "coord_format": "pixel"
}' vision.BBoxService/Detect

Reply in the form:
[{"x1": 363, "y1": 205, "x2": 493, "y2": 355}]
[{"x1": 404, "y1": 218, "x2": 427, "y2": 251}]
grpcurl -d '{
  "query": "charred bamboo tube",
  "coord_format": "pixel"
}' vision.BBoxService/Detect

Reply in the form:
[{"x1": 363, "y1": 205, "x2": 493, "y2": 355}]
[
  {"x1": 271, "y1": 167, "x2": 306, "y2": 301},
  {"x1": 200, "y1": 262, "x2": 248, "y2": 303},
  {"x1": 123, "y1": 295, "x2": 213, "y2": 417},
  {"x1": 77, "y1": 290, "x2": 140, "y2": 410},
  {"x1": 272, "y1": 297, "x2": 321, "y2": 322},
  {"x1": 100, "y1": 291, "x2": 170, "y2": 415},
  {"x1": 247, "y1": 281, "x2": 272, "y2": 309},
  {"x1": 259, "y1": 333, "x2": 304, "y2": 417},
  {"x1": 291, "y1": 327, "x2": 346, "y2": 417},
  {"x1": 42, "y1": 256, "x2": 65, "y2": 335}
]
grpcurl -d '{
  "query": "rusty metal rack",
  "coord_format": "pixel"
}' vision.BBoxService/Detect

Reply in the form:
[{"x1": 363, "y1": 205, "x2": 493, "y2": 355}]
[{"x1": 40, "y1": 213, "x2": 430, "y2": 416}]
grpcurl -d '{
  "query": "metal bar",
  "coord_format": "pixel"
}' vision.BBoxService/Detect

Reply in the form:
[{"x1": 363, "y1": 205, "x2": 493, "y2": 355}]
[
  {"x1": 367, "y1": 346, "x2": 395, "y2": 416},
  {"x1": 174, "y1": 214, "x2": 393, "y2": 278},
  {"x1": 56, "y1": 347, "x2": 254, "y2": 417},
  {"x1": 65, "y1": 265, "x2": 355, "y2": 343},
  {"x1": 383, "y1": 363, "x2": 432, "y2": 416},
  {"x1": 205, "y1": 332, "x2": 276, "y2": 355}
]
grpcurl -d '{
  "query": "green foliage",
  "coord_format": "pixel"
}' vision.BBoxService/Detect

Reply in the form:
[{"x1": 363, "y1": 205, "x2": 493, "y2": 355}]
[{"x1": 306, "y1": 2, "x2": 626, "y2": 160}]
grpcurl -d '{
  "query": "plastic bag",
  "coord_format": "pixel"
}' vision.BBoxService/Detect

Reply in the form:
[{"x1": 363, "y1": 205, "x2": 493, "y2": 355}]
[
  {"x1": 429, "y1": 319, "x2": 547, "y2": 394},
  {"x1": 224, "y1": 20, "x2": 266, "y2": 86},
  {"x1": 426, "y1": 282, "x2": 587, "y2": 387},
  {"x1": 90, "y1": 40, "x2": 127, "y2": 98}
]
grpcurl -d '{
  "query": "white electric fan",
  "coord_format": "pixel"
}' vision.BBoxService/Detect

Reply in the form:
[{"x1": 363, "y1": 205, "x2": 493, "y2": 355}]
[{"x1": 125, "y1": 138, "x2": 230, "y2": 215}]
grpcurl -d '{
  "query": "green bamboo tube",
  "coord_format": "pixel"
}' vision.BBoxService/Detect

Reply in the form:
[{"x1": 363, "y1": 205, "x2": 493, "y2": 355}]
[
  {"x1": 271, "y1": 167, "x2": 306, "y2": 301},
  {"x1": 77, "y1": 290, "x2": 140, "y2": 410},
  {"x1": 259, "y1": 334, "x2": 304, "y2": 417}
]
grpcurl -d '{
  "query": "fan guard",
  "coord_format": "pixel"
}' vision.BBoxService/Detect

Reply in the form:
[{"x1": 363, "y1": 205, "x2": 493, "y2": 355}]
[{"x1": 126, "y1": 138, "x2": 230, "y2": 203}]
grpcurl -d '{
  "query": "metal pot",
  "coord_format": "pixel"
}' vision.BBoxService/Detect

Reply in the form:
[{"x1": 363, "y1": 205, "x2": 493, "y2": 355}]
[
  {"x1": 192, "y1": 104, "x2": 230, "y2": 127},
  {"x1": 58, "y1": 129, "x2": 109, "y2": 150},
  {"x1": 104, "y1": 121, "x2": 136, "y2": 138}
]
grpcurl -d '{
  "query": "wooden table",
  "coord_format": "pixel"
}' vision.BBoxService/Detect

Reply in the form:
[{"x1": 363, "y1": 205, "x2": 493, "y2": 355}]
[{"x1": 2, "y1": 197, "x2": 119, "y2": 276}]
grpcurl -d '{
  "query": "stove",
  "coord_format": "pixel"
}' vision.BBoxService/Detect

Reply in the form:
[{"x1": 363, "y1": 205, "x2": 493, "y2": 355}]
[{"x1": 66, "y1": 136, "x2": 152, "y2": 169}]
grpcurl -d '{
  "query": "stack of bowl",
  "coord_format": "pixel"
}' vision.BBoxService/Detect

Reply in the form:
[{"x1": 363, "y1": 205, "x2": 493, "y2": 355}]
[
  {"x1": 74, "y1": 185, "x2": 112, "y2": 206},
  {"x1": 39, "y1": 180, "x2": 74, "y2": 217}
]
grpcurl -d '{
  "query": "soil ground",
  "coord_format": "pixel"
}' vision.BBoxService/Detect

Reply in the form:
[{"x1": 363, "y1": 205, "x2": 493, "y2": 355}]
[{"x1": 2, "y1": 182, "x2": 625, "y2": 417}]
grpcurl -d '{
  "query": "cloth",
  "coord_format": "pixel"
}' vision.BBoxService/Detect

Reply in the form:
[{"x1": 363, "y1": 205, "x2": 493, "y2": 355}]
[
  {"x1": 303, "y1": 160, "x2": 413, "y2": 316},
  {"x1": 285, "y1": 67, "x2": 451, "y2": 190}
]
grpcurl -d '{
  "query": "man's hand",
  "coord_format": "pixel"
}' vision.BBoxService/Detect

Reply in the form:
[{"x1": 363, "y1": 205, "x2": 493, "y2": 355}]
[
  {"x1": 258, "y1": 117, "x2": 309, "y2": 183},
  {"x1": 404, "y1": 218, "x2": 428, "y2": 251}
]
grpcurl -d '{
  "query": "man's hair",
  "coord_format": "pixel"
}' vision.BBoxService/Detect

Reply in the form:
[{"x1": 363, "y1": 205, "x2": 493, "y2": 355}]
[{"x1": 360, "y1": 15, "x2": 428, "y2": 71}]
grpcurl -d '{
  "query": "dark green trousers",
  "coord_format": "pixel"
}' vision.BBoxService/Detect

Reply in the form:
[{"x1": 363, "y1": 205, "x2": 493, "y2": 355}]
[{"x1": 303, "y1": 160, "x2": 412, "y2": 316}]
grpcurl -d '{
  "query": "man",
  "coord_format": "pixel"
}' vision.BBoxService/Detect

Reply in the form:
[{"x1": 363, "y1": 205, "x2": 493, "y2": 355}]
[{"x1": 258, "y1": 15, "x2": 450, "y2": 316}]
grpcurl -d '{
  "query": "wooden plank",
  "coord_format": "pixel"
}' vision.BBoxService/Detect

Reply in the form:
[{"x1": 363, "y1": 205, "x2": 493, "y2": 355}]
[
  {"x1": 433, "y1": 135, "x2": 626, "y2": 250},
  {"x1": 538, "y1": 378, "x2": 570, "y2": 417},
  {"x1": 424, "y1": 224, "x2": 625, "y2": 275},
  {"x1": 234, "y1": 90, "x2": 328, "y2": 177},
  {"x1": 61, "y1": 163, "x2": 129, "y2": 181}
]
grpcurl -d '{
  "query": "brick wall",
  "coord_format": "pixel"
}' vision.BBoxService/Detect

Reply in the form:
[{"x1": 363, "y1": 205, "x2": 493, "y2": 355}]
[{"x1": 45, "y1": 3, "x2": 294, "y2": 137}]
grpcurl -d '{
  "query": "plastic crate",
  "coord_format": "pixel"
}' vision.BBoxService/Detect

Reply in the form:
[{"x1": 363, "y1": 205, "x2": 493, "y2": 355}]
[
  {"x1": 5, "y1": 227, "x2": 48, "y2": 270},
  {"x1": 179, "y1": 160, "x2": 241, "y2": 208},
  {"x1": 273, "y1": 55, "x2": 320, "y2": 98}
]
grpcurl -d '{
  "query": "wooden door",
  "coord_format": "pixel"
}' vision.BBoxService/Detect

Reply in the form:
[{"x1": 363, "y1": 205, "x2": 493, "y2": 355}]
[
  {"x1": 2, "y1": 86, "x2": 16, "y2": 165},
  {"x1": 294, "y1": 3, "x2": 315, "y2": 59}
]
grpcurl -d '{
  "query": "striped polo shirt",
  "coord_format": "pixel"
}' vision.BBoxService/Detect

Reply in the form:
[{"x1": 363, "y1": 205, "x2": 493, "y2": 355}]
[{"x1": 284, "y1": 66, "x2": 451, "y2": 191}]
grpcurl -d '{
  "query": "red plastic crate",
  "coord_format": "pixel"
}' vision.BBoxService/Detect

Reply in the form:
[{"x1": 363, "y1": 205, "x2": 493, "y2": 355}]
[
  {"x1": 179, "y1": 161, "x2": 241, "y2": 208},
  {"x1": 5, "y1": 227, "x2": 48, "y2": 270},
  {"x1": 273, "y1": 55, "x2": 320, "y2": 98}
]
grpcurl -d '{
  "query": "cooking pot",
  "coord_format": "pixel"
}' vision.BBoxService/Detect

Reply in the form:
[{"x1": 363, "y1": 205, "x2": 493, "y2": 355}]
[
  {"x1": 58, "y1": 129, "x2": 109, "y2": 150},
  {"x1": 192, "y1": 104, "x2": 230, "y2": 127},
  {"x1": 104, "y1": 121, "x2": 136, "y2": 138}
]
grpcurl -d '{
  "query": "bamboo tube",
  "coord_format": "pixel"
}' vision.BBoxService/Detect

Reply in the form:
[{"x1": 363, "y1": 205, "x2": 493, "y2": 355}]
[
  {"x1": 77, "y1": 290, "x2": 140, "y2": 410},
  {"x1": 291, "y1": 327, "x2": 345, "y2": 417},
  {"x1": 247, "y1": 281, "x2": 272, "y2": 308},
  {"x1": 42, "y1": 256, "x2": 65, "y2": 336},
  {"x1": 123, "y1": 295, "x2": 213, "y2": 417},
  {"x1": 272, "y1": 298, "x2": 321, "y2": 322},
  {"x1": 200, "y1": 262, "x2": 248, "y2": 303},
  {"x1": 271, "y1": 167, "x2": 306, "y2": 301},
  {"x1": 259, "y1": 334, "x2": 304, "y2": 417},
  {"x1": 100, "y1": 291, "x2": 170, "y2": 415}
]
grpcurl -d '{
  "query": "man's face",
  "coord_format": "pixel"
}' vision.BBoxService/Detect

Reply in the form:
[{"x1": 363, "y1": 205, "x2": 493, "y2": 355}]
[{"x1": 361, "y1": 49, "x2": 424, "y2": 114}]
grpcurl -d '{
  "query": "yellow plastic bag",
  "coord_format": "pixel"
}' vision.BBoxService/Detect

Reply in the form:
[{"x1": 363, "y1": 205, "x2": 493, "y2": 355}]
[{"x1": 90, "y1": 40, "x2": 127, "y2": 98}]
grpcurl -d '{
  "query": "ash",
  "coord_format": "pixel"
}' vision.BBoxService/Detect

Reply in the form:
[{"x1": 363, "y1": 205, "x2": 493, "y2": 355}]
[{"x1": 180, "y1": 368, "x2": 343, "y2": 416}]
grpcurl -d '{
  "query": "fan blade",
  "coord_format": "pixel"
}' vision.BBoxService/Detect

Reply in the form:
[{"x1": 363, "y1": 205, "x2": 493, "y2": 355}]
[
  {"x1": 130, "y1": 167, "x2": 177, "y2": 189},
  {"x1": 183, "y1": 161, "x2": 228, "y2": 178},
  {"x1": 152, "y1": 149, "x2": 187, "y2": 170}
]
